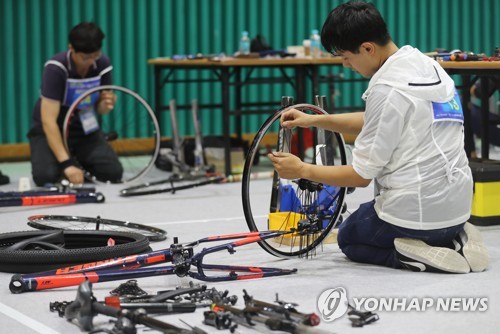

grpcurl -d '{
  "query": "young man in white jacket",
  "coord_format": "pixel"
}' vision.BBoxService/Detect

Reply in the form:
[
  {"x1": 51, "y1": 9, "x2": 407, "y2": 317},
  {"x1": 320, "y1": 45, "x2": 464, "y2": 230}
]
[{"x1": 268, "y1": 1, "x2": 489, "y2": 273}]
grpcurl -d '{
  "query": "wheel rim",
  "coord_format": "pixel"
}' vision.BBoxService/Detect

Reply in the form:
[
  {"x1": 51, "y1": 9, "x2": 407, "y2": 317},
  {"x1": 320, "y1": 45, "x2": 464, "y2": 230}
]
[
  {"x1": 119, "y1": 174, "x2": 225, "y2": 197},
  {"x1": 27, "y1": 215, "x2": 167, "y2": 241},
  {"x1": 63, "y1": 85, "x2": 160, "y2": 184},
  {"x1": 242, "y1": 104, "x2": 347, "y2": 257}
]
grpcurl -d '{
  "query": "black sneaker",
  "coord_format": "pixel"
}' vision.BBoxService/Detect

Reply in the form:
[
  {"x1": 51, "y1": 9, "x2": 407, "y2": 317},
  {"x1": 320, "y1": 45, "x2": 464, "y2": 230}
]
[
  {"x1": 455, "y1": 223, "x2": 490, "y2": 272},
  {"x1": 394, "y1": 238, "x2": 470, "y2": 274},
  {"x1": 0, "y1": 171, "x2": 9, "y2": 185}
]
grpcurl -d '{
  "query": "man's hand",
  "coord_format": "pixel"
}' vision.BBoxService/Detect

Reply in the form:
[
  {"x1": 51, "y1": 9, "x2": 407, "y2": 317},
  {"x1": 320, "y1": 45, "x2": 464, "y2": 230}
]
[
  {"x1": 97, "y1": 90, "x2": 116, "y2": 114},
  {"x1": 267, "y1": 151, "x2": 305, "y2": 179},
  {"x1": 63, "y1": 166, "x2": 85, "y2": 185},
  {"x1": 281, "y1": 108, "x2": 314, "y2": 129}
]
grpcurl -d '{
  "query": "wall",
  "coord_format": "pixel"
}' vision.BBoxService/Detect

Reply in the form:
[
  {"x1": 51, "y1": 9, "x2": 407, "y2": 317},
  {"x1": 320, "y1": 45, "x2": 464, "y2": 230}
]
[{"x1": 1, "y1": 0, "x2": 498, "y2": 144}]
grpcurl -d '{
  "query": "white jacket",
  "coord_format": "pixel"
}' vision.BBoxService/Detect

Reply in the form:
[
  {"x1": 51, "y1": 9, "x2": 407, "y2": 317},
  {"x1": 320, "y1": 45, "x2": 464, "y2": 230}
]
[{"x1": 352, "y1": 45, "x2": 473, "y2": 230}]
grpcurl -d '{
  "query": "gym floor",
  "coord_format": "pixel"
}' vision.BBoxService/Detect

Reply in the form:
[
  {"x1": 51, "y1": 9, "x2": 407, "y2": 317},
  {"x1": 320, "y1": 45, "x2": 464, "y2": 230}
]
[{"x1": 0, "y1": 159, "x2": 499, "y2": 334}]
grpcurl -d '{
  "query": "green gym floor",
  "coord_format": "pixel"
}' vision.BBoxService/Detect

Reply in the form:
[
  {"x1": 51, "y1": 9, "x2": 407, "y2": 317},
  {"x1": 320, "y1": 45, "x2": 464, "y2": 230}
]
[{"x1": 0, "y1": 158, "x2": 499, "y2": 334}]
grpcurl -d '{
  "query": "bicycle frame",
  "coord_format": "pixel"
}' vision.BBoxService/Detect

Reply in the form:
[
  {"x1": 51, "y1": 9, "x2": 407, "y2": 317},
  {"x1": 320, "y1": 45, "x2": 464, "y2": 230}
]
[
  {"x1": 0, "y1": 190, "x2": 105, "y2": 207},
  {"x1": 10, "y1": 230, "x2": 297, "y2": 293}
]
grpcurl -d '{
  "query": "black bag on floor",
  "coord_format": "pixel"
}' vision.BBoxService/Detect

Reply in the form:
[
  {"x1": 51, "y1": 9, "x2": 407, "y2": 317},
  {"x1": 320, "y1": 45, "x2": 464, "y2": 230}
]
[
  {"x1": 155, "y1": 139, "x2": 196, "y2": 172},
  {"x1": 0, "y1": 171, "x2": 9, "y2": 185}
]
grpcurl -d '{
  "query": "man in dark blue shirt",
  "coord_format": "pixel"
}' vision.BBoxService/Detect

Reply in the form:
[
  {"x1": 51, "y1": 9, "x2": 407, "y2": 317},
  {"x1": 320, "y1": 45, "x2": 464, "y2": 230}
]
[{"x1": 28, "y1": 22, "x2": 122, "y2": 186}]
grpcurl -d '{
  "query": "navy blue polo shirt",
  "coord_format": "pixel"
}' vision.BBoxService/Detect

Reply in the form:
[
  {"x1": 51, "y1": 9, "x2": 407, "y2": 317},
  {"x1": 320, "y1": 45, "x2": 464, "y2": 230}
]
[{"x1": 30, "y1": 50, "x2": 113, "y2": 133}]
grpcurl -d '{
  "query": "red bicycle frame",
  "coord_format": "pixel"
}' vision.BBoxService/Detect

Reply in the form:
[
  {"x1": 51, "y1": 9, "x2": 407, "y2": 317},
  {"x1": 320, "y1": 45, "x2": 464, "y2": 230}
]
[
  {"x1": 0, "y1": 190, "x2": 104, "y2": 207},
  {"x1": 10, "y1": 230, "x2": 296, "y2": 293}
]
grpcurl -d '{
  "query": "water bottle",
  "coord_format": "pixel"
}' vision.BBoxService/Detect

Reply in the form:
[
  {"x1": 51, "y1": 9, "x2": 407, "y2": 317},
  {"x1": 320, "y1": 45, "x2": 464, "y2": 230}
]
[
  {"x1": 239, "y1": 31, "x2": 250, "y2": 54},
  {"x1": 310, "y1": 29, "x2": 321, "y2": 58}
]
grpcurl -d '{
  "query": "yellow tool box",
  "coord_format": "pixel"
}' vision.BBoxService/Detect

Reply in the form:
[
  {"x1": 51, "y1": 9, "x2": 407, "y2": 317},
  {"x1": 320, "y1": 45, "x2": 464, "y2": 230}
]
[{"x1": 470, "y1": 160, "x2": 500, "y2": 226}]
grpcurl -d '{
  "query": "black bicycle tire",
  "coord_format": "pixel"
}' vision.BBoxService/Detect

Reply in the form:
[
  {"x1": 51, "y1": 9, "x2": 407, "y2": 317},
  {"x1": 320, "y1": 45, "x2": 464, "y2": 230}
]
[
  {"x1": 120, "y1": 174, "x2": 226, "y2": 197},
  {"x1": 27, "y1": 215, "x2": 167, "y2": 242},
  {"x1": 62, "y1": 85, "x2": 161, "y2": 184},
  {"x1": 242, "y1": 103, "x2": 348, "y2": 257},
  {"x1": 0, "y1": 230, "x2": 150, "y2": 273}
]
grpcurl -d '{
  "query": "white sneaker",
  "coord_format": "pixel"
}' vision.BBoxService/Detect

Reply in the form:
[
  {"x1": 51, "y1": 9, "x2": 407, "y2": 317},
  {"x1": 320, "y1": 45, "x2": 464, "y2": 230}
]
[
  {"x1": 394, "y1": 238, "x2": 470, "y2": 274},
  {"x1": 457, "y1": 223, "x2": 490, "y2": 272}
]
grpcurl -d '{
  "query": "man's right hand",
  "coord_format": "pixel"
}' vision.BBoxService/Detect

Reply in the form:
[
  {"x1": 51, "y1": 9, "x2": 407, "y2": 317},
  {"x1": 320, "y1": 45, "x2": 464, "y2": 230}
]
[
  {"x1": 64, "y1": 166, "x2": 85, "y2": 185},
  {"x1": 281, "y1": 108, "x2": 313, "y2": 129}
]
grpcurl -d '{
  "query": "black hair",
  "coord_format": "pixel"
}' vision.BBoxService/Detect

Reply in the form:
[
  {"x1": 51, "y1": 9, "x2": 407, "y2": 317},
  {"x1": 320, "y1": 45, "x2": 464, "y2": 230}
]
[
  {"x1": 68, "y1": 22, "x2": 105, "y2": 53},
  {"x1": 320, "y1": 1, "x2": 391, "y2": 54}
]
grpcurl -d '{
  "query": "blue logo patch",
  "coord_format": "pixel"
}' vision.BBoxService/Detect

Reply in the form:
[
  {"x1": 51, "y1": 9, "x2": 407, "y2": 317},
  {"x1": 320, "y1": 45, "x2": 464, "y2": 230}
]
[
  {"x1": 64, "y1": 76, "x2": 101, "y2": 109},
  {"x1": 432, "y1": 91, "x2": 464, "y2": 123}
]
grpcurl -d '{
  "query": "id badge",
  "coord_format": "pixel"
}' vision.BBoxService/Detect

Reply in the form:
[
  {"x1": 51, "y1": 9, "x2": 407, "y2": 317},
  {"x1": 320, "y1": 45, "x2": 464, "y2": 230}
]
[{"x1": 79, "y1": 108, "x2": 100, "y2": 134}]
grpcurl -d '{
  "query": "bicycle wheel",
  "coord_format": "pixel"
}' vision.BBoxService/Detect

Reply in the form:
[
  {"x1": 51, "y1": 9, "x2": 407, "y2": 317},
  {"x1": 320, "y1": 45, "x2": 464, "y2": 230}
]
[
  {"x1": 242, "y1": 103, "x2": 348, "y2": 257},
  {"x1": 27, "y1": 215, "x2": 167, "y2": 242},
  {"x1": 0, "y1": 230, "x2": 150, "y2": 273},
  {"x1": 63, "y1": 85, "x2": 160, "y2": 184},
  {"x1": 120, "y1": 173, "x2": 226, "y2": 197}
]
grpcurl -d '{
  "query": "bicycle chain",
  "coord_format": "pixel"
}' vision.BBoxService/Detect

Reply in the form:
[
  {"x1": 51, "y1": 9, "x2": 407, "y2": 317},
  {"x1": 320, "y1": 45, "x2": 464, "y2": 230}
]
[
  {"x1": 109, "y1": 280, "x2": 148, "y2": 297},
  {"x1": 49, "y1": 301, "x2": 71, "y2": 317}
]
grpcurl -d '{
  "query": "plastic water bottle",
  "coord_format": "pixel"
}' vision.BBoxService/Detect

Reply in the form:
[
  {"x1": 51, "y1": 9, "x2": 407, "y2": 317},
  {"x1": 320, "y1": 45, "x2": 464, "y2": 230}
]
[
  {"x1": 310, "y1": 29, "x2": 321, "y2": 58},
  {"x1": 239, "y1": 31, "x2": 250, "y2": 54}
]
